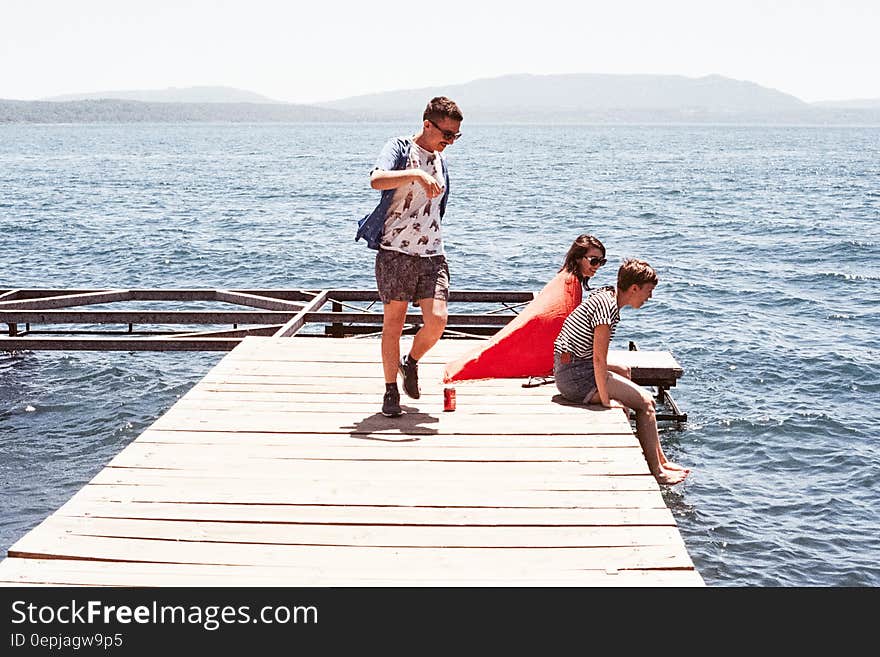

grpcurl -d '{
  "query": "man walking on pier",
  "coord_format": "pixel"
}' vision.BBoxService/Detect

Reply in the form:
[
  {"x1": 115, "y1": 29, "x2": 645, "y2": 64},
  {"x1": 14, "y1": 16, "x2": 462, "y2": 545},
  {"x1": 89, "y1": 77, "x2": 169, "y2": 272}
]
[{"x1": 356, "y1": 97, "x2": 463, "y2": 417}]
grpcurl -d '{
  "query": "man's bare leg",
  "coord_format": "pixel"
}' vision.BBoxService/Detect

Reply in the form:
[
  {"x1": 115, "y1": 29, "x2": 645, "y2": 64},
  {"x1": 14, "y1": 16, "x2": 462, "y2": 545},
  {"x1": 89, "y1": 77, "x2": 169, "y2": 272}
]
[
  {"x1": 381, "y1": 301, "x2": 409, "y2": 383},
  {"x1": 410, "y1": 297, "x2": 448, "y2": 360}
]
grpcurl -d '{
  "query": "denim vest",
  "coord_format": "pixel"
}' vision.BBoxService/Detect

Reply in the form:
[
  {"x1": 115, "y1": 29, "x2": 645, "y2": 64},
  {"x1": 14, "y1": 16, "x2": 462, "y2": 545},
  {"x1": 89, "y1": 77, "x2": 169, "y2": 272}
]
[{"x1": 355, "y1": 137, "x2": 450, "y2": 250}]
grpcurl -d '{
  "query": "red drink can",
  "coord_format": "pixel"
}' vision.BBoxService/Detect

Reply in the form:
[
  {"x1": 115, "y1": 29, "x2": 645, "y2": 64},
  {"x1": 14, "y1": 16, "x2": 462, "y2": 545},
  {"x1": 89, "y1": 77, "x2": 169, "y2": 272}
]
[{"x1": 443, "y1": 387, "x2": 456, "y2": 412}]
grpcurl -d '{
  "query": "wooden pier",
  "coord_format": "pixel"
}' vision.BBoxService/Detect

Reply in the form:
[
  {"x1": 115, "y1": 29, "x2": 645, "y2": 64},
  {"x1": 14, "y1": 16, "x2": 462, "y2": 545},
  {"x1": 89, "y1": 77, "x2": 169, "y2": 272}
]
[{"x1": 0, "y1": 336, "x2": 703, "y2": 586}]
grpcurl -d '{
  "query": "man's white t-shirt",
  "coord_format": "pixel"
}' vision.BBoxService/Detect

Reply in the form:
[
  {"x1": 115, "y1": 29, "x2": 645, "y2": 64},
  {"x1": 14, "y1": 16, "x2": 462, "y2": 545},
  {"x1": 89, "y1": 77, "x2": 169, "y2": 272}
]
[{"x1": 378, "y1": 140, "x2": 445, "y2": 257}]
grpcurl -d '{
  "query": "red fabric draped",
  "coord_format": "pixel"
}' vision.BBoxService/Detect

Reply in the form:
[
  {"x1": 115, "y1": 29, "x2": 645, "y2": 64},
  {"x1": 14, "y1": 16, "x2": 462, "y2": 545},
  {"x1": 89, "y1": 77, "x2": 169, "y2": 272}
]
[{"x1": 443, "y1": 271, "x2": 583, "y2": 383}]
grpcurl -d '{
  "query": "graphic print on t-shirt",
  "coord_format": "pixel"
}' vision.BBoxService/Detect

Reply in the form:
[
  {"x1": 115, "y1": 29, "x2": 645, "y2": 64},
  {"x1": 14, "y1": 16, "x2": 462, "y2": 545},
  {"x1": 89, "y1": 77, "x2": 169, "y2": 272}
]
[{"x1": 380, "y1": 142, "x2": 445, "y2": 256}]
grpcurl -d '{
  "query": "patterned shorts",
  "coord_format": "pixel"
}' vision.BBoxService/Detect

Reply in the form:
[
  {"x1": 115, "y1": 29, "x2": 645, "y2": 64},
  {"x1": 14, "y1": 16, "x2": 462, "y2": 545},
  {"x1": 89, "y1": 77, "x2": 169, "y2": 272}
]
[{"x1": 375, "y1": 249, "x2": 450, "y2": 304}]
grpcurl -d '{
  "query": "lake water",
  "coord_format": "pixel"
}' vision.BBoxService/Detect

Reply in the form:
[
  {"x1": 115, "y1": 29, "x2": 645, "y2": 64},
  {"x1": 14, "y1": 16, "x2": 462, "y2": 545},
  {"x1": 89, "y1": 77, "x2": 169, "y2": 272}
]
[{"x1": 1, "y1": 122, "x2": 878, "y2": 586}]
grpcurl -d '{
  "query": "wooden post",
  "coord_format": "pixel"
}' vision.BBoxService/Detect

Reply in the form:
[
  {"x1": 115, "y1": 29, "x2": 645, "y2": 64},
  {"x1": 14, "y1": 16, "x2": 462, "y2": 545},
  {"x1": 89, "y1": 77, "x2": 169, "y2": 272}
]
[
  {"x1": 331, "y1": 301, "x2": 344, "y2": 338},
  {"x1": 656, "y1": 386, "x2": 687, "y2": 423}
]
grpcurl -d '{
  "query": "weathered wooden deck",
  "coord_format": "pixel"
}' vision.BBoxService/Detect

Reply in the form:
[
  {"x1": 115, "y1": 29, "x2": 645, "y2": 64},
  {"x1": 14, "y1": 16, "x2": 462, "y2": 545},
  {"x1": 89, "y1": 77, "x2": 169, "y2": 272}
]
[{"x1": 0, "y1": 336, "x2": 703, "y2": 586}]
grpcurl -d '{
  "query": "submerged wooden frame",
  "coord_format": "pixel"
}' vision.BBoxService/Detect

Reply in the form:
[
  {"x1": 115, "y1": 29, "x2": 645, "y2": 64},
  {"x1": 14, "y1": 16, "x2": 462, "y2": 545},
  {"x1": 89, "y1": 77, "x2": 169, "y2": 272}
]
[{"x1": 0, "y1": 287, "x2": 534, "y2": 350}]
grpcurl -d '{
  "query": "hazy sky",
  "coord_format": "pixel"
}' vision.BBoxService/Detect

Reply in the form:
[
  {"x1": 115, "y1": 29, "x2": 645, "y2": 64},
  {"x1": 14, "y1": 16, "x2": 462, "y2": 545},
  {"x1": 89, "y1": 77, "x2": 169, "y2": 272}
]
[{"x1": 2, "y1": 0, "x2": 877, "y2": 103}]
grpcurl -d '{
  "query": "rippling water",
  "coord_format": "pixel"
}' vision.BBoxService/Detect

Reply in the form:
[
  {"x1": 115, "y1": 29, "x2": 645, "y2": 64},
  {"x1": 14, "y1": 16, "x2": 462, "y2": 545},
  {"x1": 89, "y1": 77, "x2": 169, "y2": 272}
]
[{"x1": 1, "y1": 123, "x2": 878, "y2": 586}]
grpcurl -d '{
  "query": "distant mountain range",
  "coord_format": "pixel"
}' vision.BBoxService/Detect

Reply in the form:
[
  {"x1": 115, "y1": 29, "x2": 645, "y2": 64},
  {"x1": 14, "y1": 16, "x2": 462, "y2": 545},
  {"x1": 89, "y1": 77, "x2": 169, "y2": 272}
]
[
  {"x1": 0, "y1": 98, "x2": 349, "y2": 123},
  {"x1": 812, "y1": 98, "x2": 880, "y2": 109},
  {"x1": 321, "y1": 73, "x2": 809, "y2": 119},
  {"x1": 42, "y1": 85, "x2": 282, "y2": 104},
  {"x1": 317, "y1": 74, "x2": 880, "y2": 123},
  {"x1": 2, "y1": 75, "x2": 878, "y2": 124}
]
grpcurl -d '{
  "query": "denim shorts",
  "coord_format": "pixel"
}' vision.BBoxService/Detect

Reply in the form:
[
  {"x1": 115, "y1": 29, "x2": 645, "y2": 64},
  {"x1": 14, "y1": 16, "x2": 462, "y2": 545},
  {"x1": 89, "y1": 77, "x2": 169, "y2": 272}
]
[{"x1": 553, "y1": 352, "x2": 597, "y2": 403}]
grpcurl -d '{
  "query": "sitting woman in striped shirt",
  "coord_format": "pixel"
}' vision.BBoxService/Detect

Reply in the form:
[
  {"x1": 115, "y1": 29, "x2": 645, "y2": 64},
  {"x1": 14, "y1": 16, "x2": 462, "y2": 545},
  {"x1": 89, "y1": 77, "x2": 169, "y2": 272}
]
[{"x1": 553, "y1": 258, "x2": 690, "y2": 485}]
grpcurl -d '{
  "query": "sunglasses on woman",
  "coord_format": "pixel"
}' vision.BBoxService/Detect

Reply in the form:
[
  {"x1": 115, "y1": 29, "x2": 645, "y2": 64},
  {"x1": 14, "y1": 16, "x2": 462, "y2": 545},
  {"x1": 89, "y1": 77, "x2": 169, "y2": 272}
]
[{"x1": 584, "y1": 256, "x2": 607, "y2": 266}]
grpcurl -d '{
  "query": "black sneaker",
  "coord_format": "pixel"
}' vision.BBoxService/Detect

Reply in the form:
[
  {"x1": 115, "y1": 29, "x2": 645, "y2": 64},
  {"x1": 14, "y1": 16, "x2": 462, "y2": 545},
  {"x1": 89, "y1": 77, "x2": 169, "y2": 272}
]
[
  {"x1": 398, "y1": 355, "x2": 421, "y2": 399},
  {"x1": 382, "y1": 387, "x2": 402, "y2": 417}
]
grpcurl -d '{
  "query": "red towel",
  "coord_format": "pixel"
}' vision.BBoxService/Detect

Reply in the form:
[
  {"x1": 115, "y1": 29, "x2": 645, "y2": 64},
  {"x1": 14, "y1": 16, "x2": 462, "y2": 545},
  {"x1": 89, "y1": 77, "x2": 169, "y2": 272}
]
[{"x1": 443, "y1": 271, "x2": 583, "y2": 382}]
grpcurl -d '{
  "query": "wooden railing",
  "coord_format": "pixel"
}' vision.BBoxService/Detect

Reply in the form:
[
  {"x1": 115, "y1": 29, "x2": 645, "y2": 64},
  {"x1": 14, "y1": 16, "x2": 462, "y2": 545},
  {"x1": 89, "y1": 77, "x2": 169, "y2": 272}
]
[{"x1": 0, "y1": 287, "x2": 535, "y2": 350}]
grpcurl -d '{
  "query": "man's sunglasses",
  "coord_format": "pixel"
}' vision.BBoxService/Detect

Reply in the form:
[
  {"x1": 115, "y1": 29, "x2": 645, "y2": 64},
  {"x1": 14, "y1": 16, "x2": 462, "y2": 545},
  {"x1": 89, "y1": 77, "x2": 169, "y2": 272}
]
[
  {"x1": 428, "y1": 119, "x2": 462, "y2": 141},
  {"x1": 585, "y1": 256, "x2": 607, "y2": 266}
]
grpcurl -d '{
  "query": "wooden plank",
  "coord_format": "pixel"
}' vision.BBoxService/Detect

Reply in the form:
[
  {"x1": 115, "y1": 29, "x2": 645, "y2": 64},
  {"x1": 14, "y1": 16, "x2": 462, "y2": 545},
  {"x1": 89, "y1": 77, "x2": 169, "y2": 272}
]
[
  {"x1": 0, "y1": 337, "x2": 240, "y2": 351},
  {"x1": 87, "y1": 469, "x2": 660, "y2": 492},
  {"x1": 159, "y1": 325, "x2": 283, "y2": 339},
  {"x1": 24, "y1": 515, "x2": 686, "y2": 549},
  {"x1": 274, "y1": 290, "x2": 330, "y2": 337},
  {"x1": 107, "y1": 440, "x2": 646, "y2": 465},
  {"x1": 148, "y1": 409, "x2": 632, "y2": 435},
  {"x1": 103, "y1": 441, "x2": 647, "y2": 467},
  {"x1": 169, "y1": 398, "x2": 631, "y2": 415},
  {"x1": 197, "y1": 378, "x2": 564, "y2": 394},
  {"x1": 0, "y1": 289, "x2": 309, "y2": 302},
  {"x1": 214, "y1": 290, "x2": 304, "y2": 311},
  {"x1": 0, "y1": 288, "x2": 530, "y2": 306},
  {"x1": 100, "y1": 461, "x2": 653, "y2": 479},
  {"x1": 57, "y1": 483, "x2": 666, "y2": 508},
  {"x1": 100, "y1": 448, "x2": 653, "y2": 475},
  {"x1": 105, "y1": 451, "x2": 649, "y2": 473},
  {"x1": 135, "y1": 429, "x2": 640, "y2": 448},
  {"x1": 301, "y1": 311, "x2": 514, "y2": 326},
  {"x1": 0, "y1": 289, "x2": 130, "y2": 310},
  {"x1": 0, "y1": 289, "x2": 22, "y2": 301},
  {"x1": 53, "y1": 498, "x2": 678, "y2": 527},
  {"x1": 0, "y1": 558, "x2": 703, "y2": 587},
  {"x1": 8, "y1": 534, "x2": 695, "y2": 571},
  {"x1": 599, "y1": 349, "x2": 683, "y2": 372},
  {"x1": 161, "y1": 393, "x2": 626, "y2": 415},
  {"x1": 0, "y1": 310, "x2": 297, "y2": 324},
  {"x1": 181, "y1": 389, "x2": 587, "y2": 405}
]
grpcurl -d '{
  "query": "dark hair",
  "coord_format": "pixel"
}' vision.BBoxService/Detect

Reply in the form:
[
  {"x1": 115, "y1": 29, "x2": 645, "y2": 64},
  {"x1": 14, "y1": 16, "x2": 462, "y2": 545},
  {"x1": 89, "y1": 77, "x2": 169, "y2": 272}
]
[
  {"x1": 559, "y1": 234, "x2": 606, "y2": 285},
  {"x1": 617, "y1": 258, "x2": 658, "y2": 290},
  {"x1": 423, "y1": 96, "x2": 463, "y2": 122}
]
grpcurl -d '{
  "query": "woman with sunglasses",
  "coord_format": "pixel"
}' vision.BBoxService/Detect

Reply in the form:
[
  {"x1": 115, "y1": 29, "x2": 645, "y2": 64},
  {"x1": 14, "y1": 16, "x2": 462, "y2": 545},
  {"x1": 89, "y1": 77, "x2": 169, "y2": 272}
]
[
  {"x1": 558, "y1": 233, "x2": 608, "y2": 291},
  {"x1": 553, "y1": 258, "x2": 690, "y2": 485}
]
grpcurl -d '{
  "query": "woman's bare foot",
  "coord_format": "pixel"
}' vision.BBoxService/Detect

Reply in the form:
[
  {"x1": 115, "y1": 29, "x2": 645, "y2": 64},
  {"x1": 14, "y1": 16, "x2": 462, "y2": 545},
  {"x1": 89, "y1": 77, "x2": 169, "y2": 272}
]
[
  {"x1": 654, "y1": 468, "x2": 689, "y2": 485},
  {"x1": 657, "y1": 448, "x2": 689, "y2": 471}
]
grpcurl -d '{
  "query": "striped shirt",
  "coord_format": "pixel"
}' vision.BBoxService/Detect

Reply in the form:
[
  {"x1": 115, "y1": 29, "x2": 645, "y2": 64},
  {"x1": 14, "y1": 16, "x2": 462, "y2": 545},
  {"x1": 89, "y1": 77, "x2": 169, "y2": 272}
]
[{"x1": 553, "y1": 286, "x2": 620, "y2": 359}]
